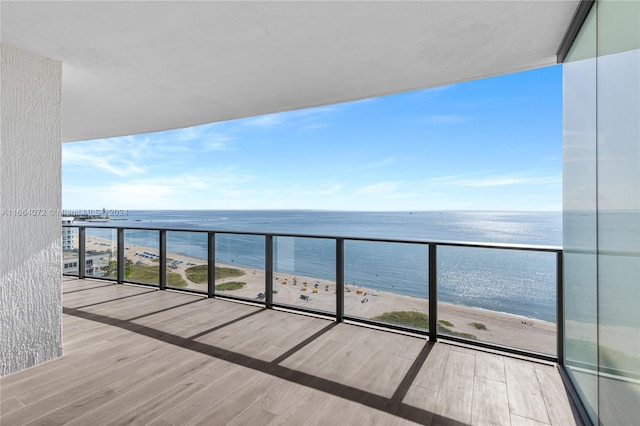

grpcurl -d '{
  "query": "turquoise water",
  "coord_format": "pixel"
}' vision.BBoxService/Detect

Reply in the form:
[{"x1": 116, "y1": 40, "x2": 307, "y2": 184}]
[{"x1": 89, "y1": 210, "x2": 561, "y2": 321}]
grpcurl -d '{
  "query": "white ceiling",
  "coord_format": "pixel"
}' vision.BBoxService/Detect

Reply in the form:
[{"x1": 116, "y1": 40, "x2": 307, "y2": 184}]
[{"x1": 1, "y1": 1, "x2": 579, "y2": 142}]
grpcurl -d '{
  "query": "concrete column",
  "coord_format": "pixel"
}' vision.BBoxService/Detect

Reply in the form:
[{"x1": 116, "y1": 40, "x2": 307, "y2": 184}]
[{"x1": 0, "y1": 44, "x2": 63, "y2": 376}]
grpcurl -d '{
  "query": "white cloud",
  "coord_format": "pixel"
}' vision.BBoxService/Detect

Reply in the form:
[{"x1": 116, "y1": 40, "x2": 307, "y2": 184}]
[
  {"x1": 62, "y1": 143, "x2": 144, "y2": 177},
  {"x1": 357, "y1": 181, "x2": 402, "y2": 195},
  {"x1": 355, "y1": 157, "x2": 397, "y2": 171},
  {"x1": 318, "y1": 184, "x2": 342, "y2": 195},
  {"x1": 426, "y1": 173, "x2": 561, "y2": 188},
  {"x1": 243, "y1": 114, "x2": 284, "y2": 129},
  {"x1": 62, "y1": 166, "x2": 260, "y2": 209},
  {"x1": 201, "y1": 136, "x2": 234, "y2": 151},
  {"x1": 64, "y1": 183, "x2": 175, "y2": 210}
]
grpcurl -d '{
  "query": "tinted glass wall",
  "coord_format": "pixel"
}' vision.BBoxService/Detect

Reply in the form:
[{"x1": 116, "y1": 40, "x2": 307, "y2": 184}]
[
  {"x1": 563, "y1": 4, "x2": 598, "y2": 422},
  {"x1": 563, "y1": 1, "x2": 640, "y2": 424}
]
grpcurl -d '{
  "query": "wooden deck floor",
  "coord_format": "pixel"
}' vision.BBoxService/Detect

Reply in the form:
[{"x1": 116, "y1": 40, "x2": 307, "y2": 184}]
[{"x1": 0, "y1": 278, "x2": 584, "y2": 425}]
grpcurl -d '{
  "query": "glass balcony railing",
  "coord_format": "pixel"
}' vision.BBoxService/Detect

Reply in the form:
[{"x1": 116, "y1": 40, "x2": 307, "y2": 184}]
[
  {"x1": 85, "y1": 227, "x2": 118, "y2": 279},
  {"x1": 124, "y1": 229, "x2": 160, "y2": 287},
  {"x1": 166, "y1": 231, "x2": 207, "y2": 293},
  {"x1": 63, "y1": 224, "x2": 563, "y2": 361},
  {"x1": 215, "y1": 233, "x2": 265, "y2": 302},
  {"x1": 273, "y1": 236, "x2": 336, "y2": 316}
]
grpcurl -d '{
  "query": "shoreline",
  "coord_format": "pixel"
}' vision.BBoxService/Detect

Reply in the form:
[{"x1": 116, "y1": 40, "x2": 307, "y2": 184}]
[{"x1": 81, "y1": 234, "x2": 556, "y2": 354}]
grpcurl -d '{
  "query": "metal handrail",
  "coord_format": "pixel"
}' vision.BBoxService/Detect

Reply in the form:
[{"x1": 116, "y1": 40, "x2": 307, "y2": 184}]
[
  {"x1": 62, "y1": 223, "x2": 563, "y2": 362},
  {"x1": 63, "y1": 223, "x2": 561, "y2": 252}
]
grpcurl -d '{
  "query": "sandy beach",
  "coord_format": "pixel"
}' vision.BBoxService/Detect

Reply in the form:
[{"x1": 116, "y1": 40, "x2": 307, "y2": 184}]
[{"x1": 83, "y1": 234, "x2": 556, "y2": 354}]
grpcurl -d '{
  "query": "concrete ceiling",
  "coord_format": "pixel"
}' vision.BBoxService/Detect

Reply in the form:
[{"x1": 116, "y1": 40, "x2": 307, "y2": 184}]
[{"x1": 1, "y1": 1, "x2": 579, "y2": 142}]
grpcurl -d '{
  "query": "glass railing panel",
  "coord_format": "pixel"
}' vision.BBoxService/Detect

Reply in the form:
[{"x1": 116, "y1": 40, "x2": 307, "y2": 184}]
[
  {"x1": 215, "y1": 233, "x2": 264, "y2": 302},
  {"x1": 62, "y1": 226, "x2": 79, "y2": 275},
  {"x1": 272, "y1": 236, "x2": 336, "y2": 315},
  {"x1": 437, "y1": 246, "x2": 556, "y2": 355},
  {"x1": 344, "y1": 240, "x2": 429, "y2": 332},
  {"x1": 166, "y1": 231, "x2": 207, "y2": 293},
  {"x1": 85, "y1": 227, "x2": 118, "y2": 280},
  {"x1": 123, "y1": 229, "x2": 159, "y2": 286}
]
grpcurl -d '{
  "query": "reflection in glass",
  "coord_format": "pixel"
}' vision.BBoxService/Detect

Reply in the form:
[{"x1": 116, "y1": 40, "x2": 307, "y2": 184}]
[
  {"x1": 438, "y1": 246, "x2": 556, "y2": 355},
  {"x1": 166, "y1": 231, "x2": 207, "y2": 293},
  {"x1": 62, "y1": 223, "x2": 79, "y2": 275},
  {"x1": 123, "y1": 229, "x2": 159, "y2": 286},
  {"x1": 344, "y1": 240, "x2": 428, "y2": 331},
  {"x1": 215, "y1": 234, "x2": 264, "y2": 302},
  {"x1": 596, "y1": 1, "x2": 640, "y2": 423},
  {"x1": 272, "y1": 236, "x2": 335, "y2": 314},
  {"x1": 563, "y1": 3, "x2": 598, "y2": 422},
  {"x1": 563, "y1": 1, "x2": 640, "y2": 423},
  {"x1": 85, "y1": 228, "x2": 118, "y2": 280}
]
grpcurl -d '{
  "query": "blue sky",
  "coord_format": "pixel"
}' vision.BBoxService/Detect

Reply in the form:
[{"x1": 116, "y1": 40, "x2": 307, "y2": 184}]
[{"x1": 62, "y1": 65, "x2": 562, "y2": 211}]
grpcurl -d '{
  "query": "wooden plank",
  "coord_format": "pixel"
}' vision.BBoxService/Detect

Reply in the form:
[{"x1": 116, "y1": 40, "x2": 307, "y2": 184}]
[
  {"x1": 144, "y1": 418, "x2": 174, "y2": 426},
  {"x1": 257, "y1": 383, "x2": 320, "y2": 426},
  {"x1": 475, "y1": 351, "x2": 506, "y2": 383},
  {"x1": 105, "y1": 380, "x2": 207, "y2": 426},
  {"x1": 63, "y1": 286, "x2": 154, "y2": 309},
  {"x1": 506, "y1": 380, "x2": 550, "y2": 424},
  {"x1": 346, "y1": 351, "x2": 414, "y2": 399},
  {"x1": 504, "y1": 357, "x2": 551, "y2": 424},
  {"x1": 445, "y1": 348, "x2": 476, "y2": 378},
  {"x1": 226, "y1": 405, "x2": 277, "y2": 426},
  {"x1": 253, "y1": 380, "x2": 314, "y2": 416},
  {"x1": 433, "y1": 349, "x2": 476, "y2": 424},
  {"x1": 434, "y1": 374, "x2": 474, "y2": 424},
  {"x1": 511, "y1": 413, "x2": 551, "y2": 425},
  {"x1": 534, "y1": 364, "x2": 581, "y2": 426},
  {"x1": 304, "y1": 396, "x2": 414, "y2": 426},
  {"x1": 412, "y1": 342, "x2": 451, "y2": 391},
  {"x1": 1, "y1": 345, "x2": 178, "y2": 425},
  {"x1": 0, "y1": 397, "x2": 25, "y2": 416},
  {"x1": 85, "y1": 291, "x2": 201, "y2": 316},
  {"x1": 504, "y1": 357, "x2": 542, "y2": 395},
  {"x1": 159, "y1": 365, "x2": 262, "y2": 425},
  {"x1": 399, "y1": 384, "x2": 438, "y2": 425},
  {"x1": 189, "y1": 374, "x2": 278, "y2": 426},
  {"x1": 275, "y1": 336, "x2": 344, "y2": 371},
  {"x1": 15, "y1": 338, "x2": 166, "y2": 405},
  {"x1": 1, "y1": 363, "x2": 77, "y2": 400},
  {"x1": 131, "y1": 299, "x2": 260, "y2": 338},
  {"x1": 1, "y1": 282, "x2": 581, "y2": 426},
  {"x1": 62, "y1": 281, "x2": 116, "y2": 293},
  {"x1": 24, "y1": 387, "x2": 120, "y2": 426},
  {"x1": 65, "y1": 355, "x2": 219, "y2": 425},
  {"x1": 194, "y1": 310, "x2": 330, "y2": 363},
  {"x1": 471, "y1": 377, "x2": 510, "y2": 426}
]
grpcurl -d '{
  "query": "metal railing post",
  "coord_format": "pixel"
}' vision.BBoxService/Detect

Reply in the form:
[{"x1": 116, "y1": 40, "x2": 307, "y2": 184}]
[
  {"x1": 78, "y1": 226, "x2": 86, "y2": 279},
  {"x1": 429, "y1": 244, "x2": 438, "y2": 342},
  {"x1": 159, "y1": 230, "x2": 167, "y2": 290},
  {"x1": 208, "y1": 232, "x2": 215, "y2": 298},
  {"x1": 556, "y1": 251, "x2": 564, "y2": 364},
  {"x1": 336, "y1": 238, "x2": 345, "y2": 322},
  {"x1": 117, "y1": 228, "x2": 124, "y2": 284},
  {"x1": 265, "y1": 235, "x2": 273, "y2": 309}
]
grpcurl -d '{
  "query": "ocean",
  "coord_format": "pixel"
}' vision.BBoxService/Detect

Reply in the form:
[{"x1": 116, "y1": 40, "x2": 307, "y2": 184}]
[{"x1": 87, "y1": 210, "x2": 562, "y2": 322}]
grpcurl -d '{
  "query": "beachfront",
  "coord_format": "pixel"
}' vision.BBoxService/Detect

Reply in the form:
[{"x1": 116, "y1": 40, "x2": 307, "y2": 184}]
[{"x1": 81, "y1": 235, "x2": 556, "y2": 354}]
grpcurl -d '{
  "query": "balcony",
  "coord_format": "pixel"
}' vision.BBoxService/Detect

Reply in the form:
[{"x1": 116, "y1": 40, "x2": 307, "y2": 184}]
[
  {"x1": 61, "y1": 224, "x2": 563, "y2": 361},
  {"x1": 0, "y1": 276, "x2": 582, "y2": 425}
]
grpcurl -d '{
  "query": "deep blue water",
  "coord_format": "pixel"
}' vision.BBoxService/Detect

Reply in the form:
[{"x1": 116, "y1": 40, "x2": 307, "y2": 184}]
[{"x1": 87, "y1": 210, "x2": 562, "y2": 322}]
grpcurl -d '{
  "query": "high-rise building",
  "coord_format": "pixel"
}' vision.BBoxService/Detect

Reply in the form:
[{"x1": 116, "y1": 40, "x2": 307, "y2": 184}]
[{"x1": 61, "y1": 217, "x2": 75, "y2": 251}]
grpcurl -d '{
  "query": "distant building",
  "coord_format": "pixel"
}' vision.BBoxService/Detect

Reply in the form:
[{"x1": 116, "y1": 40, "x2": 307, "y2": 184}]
[
  {"x1": 61, "y1": 217, "x2": 75, "y2": 250},
  {"x1": 63, "y1": 250, "x2": 111, "y2": 277}
]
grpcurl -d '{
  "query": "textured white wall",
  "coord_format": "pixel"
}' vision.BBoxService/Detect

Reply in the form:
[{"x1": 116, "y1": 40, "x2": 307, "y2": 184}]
[{"x1": 0, "y1": 44, "x2": 63, "y2": 376}]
